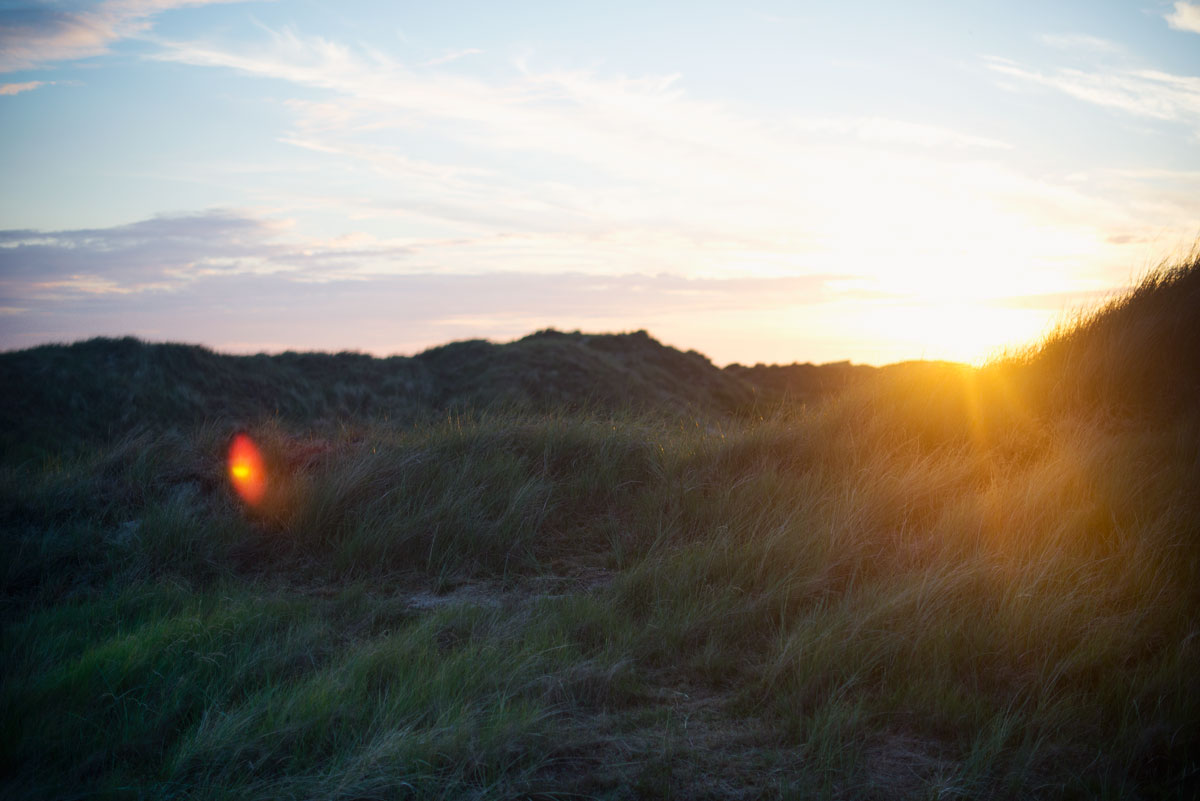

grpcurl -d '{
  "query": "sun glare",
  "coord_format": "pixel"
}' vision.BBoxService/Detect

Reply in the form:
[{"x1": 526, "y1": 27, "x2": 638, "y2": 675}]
[
  {"x1": 863, "y1": 302, "x2": 1053, "y2": 364},
  {"x1": 228, "y1": 433, "x2": 266, "y2": 506}
]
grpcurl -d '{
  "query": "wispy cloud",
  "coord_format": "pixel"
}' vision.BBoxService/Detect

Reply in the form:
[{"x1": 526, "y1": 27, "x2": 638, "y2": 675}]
[
  {"x1": 420, "y1": 48, "x2": 483, "y2": 67},
  {"x1": 151, "y1": 25, "x2": 1014, "y2": 188},
  {"x1": 986, "y1": 57, "x2": 1200, "y2": 135},
  {"x1": 0, "y1": 211, "x2": 296, "y2": 299},
  {"x1": 149, "y1": 27, "x2": 1150, "y2": 287},
  {"x1": 0, "y1": 80, "x2": 46, "y2": 95},
  {"x1": 0, "y1": 0, "x2": 247, "y2": 72},
  {"x1": 0, "y1": 210, "x2": 844, "y2": 304},
  {"x1": 1165, "y1": 2, "x2": 1200, "y2": 34},
  {"x1": 790, "y1": 116, "x2": 1012, "y2": 150},
  {"x1": 1036, "y1": 33, "x2": 1125, "y2": 54}
]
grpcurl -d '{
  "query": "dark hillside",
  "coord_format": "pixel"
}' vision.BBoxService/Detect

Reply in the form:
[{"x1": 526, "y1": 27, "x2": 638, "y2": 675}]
[
  {"x1": 724, "y1": 359, "x2": 877, "y2": 405},
  {"x1": 22, "y1": 250, "x2": 1190, "y2": 463},
  {"x1": 1, "y1": 328, "x2": 891, "y2": 457},
  {"x1": 0, "y1": 338, "x2": 431, "y2": 458},
  {"x1": 0, "y1": 330, "x2": 763, "y2": 456},
  {"x1": 418, "y1": 329, "x2": 754, "y2": 414}
]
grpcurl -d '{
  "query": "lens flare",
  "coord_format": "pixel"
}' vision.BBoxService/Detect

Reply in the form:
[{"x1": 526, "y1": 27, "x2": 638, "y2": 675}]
[{"x1": 228, "y1": 433, "x2": 266, "y2": 506}]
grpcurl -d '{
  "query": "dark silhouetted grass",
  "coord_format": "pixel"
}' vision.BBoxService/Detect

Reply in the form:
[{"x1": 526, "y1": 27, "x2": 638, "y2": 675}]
[{"x1": 2, "y1": 252, "x2": 1198, "y2": 798}]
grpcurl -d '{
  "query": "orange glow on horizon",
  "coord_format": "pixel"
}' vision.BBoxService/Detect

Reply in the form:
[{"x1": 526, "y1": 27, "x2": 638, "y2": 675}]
[{"x1": 228, "y1": 433, "x2": 266, "y2": 506}]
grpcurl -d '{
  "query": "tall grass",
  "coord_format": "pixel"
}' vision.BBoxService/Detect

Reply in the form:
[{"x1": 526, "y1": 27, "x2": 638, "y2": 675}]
[{"x1": 2, "y1": 253, "x2": 1198, "y2": 798}]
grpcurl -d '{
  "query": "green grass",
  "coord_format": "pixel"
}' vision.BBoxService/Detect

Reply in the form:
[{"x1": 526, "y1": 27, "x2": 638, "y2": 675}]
[{"x1": 2, "y1": 255, "x2": 1198, "y2": 799}]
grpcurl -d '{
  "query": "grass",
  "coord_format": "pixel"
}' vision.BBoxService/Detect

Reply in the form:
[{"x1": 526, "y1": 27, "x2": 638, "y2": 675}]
[{"x1": 2, "y1": 254, "x2": 1199, "y2": 798}]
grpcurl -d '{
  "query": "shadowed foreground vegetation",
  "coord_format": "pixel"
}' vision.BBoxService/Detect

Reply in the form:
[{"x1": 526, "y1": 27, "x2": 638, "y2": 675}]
[{"x1": 2, "y1": 255, "x2": 1198, "y2": 799}]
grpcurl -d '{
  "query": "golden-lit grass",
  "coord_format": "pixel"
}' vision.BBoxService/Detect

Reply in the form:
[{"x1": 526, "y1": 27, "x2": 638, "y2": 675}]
[{"x1": 1, "y1": 253, "x2": 1197, "y2": 798}]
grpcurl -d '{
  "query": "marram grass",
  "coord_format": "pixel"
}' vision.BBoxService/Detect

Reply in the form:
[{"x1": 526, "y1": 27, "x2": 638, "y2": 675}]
[{"x1": 2, "y1": 255, "x2": 1198, "y2": 799}]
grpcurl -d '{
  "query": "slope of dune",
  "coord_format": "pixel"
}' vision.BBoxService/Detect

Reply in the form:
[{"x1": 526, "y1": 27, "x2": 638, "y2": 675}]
[
  {"x1": 2, "y1": 253, "x2": 1197, "y2": 799},
  {"x1": 0, "y1": 328, "x2": 856, "y2": 455}
]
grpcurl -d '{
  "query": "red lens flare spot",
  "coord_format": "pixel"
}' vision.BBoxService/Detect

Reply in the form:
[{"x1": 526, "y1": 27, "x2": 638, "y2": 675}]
[{"x1": 228, "y1": 433, "x2": 266, "y2": 506}]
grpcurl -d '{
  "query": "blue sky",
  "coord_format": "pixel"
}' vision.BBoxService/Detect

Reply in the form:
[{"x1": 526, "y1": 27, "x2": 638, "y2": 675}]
[{"x1": 1, "y1": 1, "x2": 1198, "y2": 364}]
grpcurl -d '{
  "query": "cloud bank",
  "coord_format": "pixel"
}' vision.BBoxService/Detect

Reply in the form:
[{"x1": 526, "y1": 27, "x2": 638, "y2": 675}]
[{"x1": 0, "y1": 0, "x2": 246, "y2": 72}]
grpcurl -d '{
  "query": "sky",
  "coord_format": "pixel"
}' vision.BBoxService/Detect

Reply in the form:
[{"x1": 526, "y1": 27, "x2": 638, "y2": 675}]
[{"x1": 1, "y1": 1, "x2": 1198, "y2": 366}]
